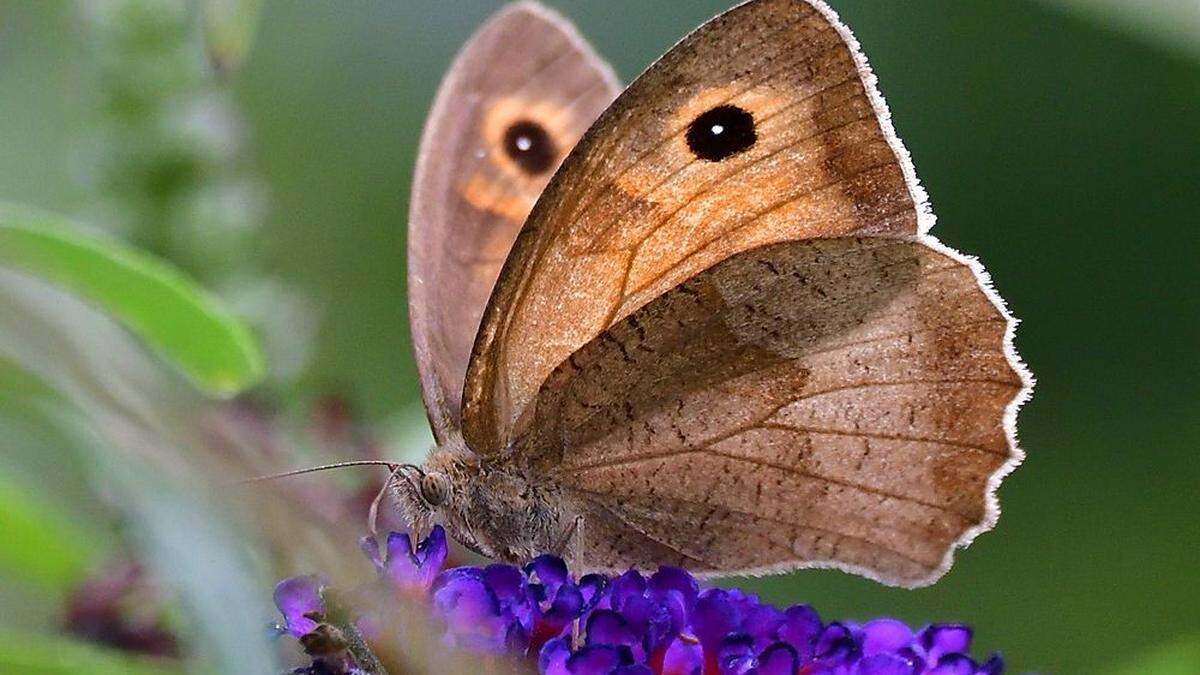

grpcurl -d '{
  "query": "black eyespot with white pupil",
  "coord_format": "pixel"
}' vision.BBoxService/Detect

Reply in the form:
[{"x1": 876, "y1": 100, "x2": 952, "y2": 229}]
[
  {"x1": 503, "y1": 120, "x2": 556, "y2": 175},
  {"x1": 686, "y1": 104, "x2": 756, "y2": 161}
]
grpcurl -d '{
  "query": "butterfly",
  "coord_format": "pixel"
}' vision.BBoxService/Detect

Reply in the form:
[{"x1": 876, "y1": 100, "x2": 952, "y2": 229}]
[{"x1": 401, "y1": 0, "x2": 1030, "y2": 588}]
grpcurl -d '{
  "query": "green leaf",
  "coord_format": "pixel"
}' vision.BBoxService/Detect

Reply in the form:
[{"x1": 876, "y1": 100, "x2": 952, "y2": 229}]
[
  {"x1": 0, "y1": 206, "x2": 264, "y2": 397},
  {"x1": 0, "y1": 632, "x2": 185, "y2": 675}
]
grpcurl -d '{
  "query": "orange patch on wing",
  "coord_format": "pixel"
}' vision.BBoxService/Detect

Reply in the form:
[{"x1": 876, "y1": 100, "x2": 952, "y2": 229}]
[{"x1": 460, "y1": 173, "x2": 536, "y2": 223}]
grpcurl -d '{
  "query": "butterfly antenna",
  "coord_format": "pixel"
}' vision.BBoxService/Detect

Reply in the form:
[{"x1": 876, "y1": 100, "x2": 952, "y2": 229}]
[
  {"x1": 237, "y1": 460, "x2": 410, "y2": 485},
  {"x1": 237, "y1": 460, "x2": 424, "y2": 536}
]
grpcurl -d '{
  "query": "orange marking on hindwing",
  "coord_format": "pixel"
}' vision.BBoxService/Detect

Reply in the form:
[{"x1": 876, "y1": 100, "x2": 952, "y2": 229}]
[
  {"x1": 457, "y1": 94, "x2": 582, "y2": 223},
  {"x1": 460, "y1": 173, "x2": 535, "y2": 223}
]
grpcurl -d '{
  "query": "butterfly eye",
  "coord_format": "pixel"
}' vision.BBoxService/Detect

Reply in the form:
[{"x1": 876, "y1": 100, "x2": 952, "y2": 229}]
[
  {"x1": 685, "y1": 104, "x2": 756, "y2": 161},
  {"x1": 419, "y1": 472, "x2": 450, "y2": 507},
  {"x1": 503, "y1": 120, "x2": 557, "y2": 175}
]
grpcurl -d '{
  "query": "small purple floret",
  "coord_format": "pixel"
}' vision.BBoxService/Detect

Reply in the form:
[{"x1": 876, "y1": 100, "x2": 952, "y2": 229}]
[
  {"x1": 273, "y1": 575, "x2": 325, "y2": 638},
  {"x1": 360, "y1": 525, "x2": 447, "y2": 593}
]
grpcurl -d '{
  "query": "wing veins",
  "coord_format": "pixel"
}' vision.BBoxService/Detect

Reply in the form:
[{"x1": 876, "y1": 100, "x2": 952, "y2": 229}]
[
  {"x1": 754, "y1": 422, "x2": 1004, "y2": 457},
  {"x1": 797, "y1": 316, "x2": 1007, "y2": 363},
  {"x1": 580, "y1": 495, "x2": 713, "y2": 566},
  {"x1": 704, "y1": 449, "x2": 978, "y2": 521},
  {"x1": 625, "y1": 157, "x2": 903, "y2": 300},
  {"x1": 558, "y1": 377, "x2": 1016, "y2": 475},
  {"x1": 572, "y1": 485, "x2": 940, "y2": 569},
  {"x1": 563, "y1": 443, "x2": 974, "y2": 520},
  {"x1": 775, "y1": 377, "x2": 1022, "y2": 407}
]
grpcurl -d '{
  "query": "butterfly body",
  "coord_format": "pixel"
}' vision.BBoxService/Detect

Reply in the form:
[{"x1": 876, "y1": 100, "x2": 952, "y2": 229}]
[{"x1": 402, "y1": 0, "x2": 1030, "y2": 587}]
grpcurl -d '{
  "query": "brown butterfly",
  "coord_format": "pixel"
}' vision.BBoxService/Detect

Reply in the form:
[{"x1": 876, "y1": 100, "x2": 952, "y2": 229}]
[{"x1": 401, "y1": 0, "x2": 1031, "y2": 587}]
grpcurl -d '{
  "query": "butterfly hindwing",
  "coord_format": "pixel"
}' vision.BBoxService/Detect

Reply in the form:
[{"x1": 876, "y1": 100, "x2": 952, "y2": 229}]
[
  {"x1": 408, "y1": 1, "x2": 619, "y2": 441},
  {"x1": 529, "y1": 237, "x2": 1023, "y2": 585}
]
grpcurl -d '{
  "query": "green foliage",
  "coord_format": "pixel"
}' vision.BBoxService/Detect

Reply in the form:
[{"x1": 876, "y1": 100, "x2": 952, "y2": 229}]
[
  {"x1": 0, "y1": 206, "x2": 264, "y2": 397},
  {"x1": 0, "y1": 632, "x2": 184, "y2": 675},
  {"x1": 0, "y1": 467, "x2": 96, "y2": 591},
  {"x1": 203, "y1": 0, "x2": 266, "y2": 75},
  {"x1": 1105, "y1": 634, "x2": 1200, "y2": 675}
]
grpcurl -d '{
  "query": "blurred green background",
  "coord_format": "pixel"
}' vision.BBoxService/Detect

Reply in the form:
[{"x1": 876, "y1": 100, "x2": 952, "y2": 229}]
[{"x1": 0, "y1": 1, "x2": 1197, "y2": 673}]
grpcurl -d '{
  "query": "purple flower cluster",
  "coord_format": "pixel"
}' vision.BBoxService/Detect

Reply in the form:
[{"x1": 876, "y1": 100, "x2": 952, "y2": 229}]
[{"x1": 274, "y1": 526, "x2": 1005, "y2": 675}]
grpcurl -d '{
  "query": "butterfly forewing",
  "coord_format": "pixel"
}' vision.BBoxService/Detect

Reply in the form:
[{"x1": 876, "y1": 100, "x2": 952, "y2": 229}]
[
  {"x1": 408, "y1": 1, "x2": 619, "y2": 441},
  {"x1": 527, "y1": 238, "x2": 1023, "y2": 585},
  {"x1": 462, "y1": 0, "x2": 923, "y2": 452}
]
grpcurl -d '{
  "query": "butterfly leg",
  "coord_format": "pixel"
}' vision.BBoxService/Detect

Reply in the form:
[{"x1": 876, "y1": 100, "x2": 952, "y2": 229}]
[
  {"x1": 573, "y1": 516, "x2": 584, "y2": 571},
  {"x1": 367, "y1": 464, "x2": 403, "y2": 538},
  {"x1": 550, "y1": 514, "x2": 583, "y2": 561},
  {"x1": 572, "y1": 516, "x2": 584, "y2": 648},
  {"x1": 549, "y1": 515, "x2": 586, "y2": 648}
]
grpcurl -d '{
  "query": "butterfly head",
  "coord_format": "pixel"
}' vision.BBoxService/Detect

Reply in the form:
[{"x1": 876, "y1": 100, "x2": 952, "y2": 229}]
[{"x1": 384, "y1": 440, "x2": 460, "y2": 539}]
